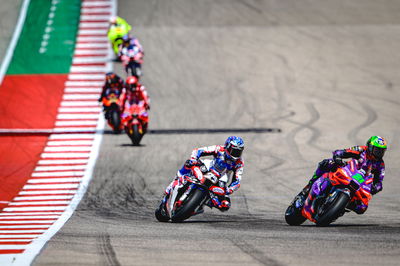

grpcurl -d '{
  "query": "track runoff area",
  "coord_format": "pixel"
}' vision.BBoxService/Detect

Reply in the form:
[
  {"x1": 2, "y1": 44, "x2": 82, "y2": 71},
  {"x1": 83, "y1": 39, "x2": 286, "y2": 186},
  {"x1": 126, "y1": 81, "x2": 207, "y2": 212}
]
[{"x1": 0, "y1": 0, "x2": 114, "y2": 264}]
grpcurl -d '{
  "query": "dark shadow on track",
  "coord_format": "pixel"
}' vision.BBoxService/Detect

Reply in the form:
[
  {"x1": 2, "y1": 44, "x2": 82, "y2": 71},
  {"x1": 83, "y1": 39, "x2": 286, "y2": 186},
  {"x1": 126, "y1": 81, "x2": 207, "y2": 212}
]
[
  {"x1": 0, "y1": 127, "x2": 281, "y2": 136},
  {"x1": 148, "y1": 127, "x2": 282, "y2": 134},
  {"x1": 119, "y1": 143, "x2": 146, "y2": 147}
]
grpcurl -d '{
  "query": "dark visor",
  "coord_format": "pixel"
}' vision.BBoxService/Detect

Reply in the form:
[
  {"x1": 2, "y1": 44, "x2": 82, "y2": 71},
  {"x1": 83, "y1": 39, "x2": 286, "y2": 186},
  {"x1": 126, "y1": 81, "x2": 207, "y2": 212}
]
[
  {"x1": 373, "y1": 146, "x2": 386, "y2": 159},
  {"x1": 228, "y1": 146, "x2": 243, "y2": 158}
]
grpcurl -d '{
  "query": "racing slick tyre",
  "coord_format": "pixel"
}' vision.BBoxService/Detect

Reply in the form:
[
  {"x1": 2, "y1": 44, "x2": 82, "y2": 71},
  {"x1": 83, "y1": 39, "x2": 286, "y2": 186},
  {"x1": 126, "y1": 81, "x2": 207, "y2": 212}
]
[
  {"x1": 285, "y1": 195, "x2": 307, "y2": 226},
  {"x1": 315, "y1": 191, "x2": 350, "y2": 227},
  {"x1": 155, "y1": 201, "x2": 170, "y2": 222},
  {"x1": 109, "y1": 110, "x2": 121, "y2": 134},
  {"x1": 130, "y1": 124, "x2": 143, "y2": 146},
  {"x1": 171, "y1": 189, "x2": 206, "y2": 223},
  {"x1": 285, "y1": 205, "x2": 307, "y2": 226}
]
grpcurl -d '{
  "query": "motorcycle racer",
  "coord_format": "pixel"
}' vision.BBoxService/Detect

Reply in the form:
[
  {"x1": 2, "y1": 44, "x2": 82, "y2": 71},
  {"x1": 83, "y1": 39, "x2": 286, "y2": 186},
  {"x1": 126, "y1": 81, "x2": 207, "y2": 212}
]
[
  {"x1": 298, "y1": 136, "x2": 387, "y2": 214},
  {"x1": 98, "y1": 72, "x2": 125, "y2": 102},
  {"x1": 121, "y1": 76, "x2": 150, "y2": 110},
  {"x1": 118, "y1": 34, "x2": 144, "y2": 56},
  {"x1": 120, "y1": 76, "x2": 150, "y2": 130},
  {"x1": 108, "y1": 16, "x2": 132, "y2": 55},
  {"x1": 163, "y1": 136, "x2": 245, "y2": 212}
]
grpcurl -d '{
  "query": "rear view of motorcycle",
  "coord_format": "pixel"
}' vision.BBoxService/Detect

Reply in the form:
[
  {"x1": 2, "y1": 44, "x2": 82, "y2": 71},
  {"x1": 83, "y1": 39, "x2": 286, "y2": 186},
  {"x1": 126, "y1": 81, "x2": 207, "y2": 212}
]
[
  {"x1": 120, "y1": 45, "x2": 144, "y2": 78},
  {"x1": 101, "y1": 92, "x2": 123, "y2": 134},
  {"x1": 155, "y1": 159, "x2": 229, "y2": 222},
  {"x1": 121, "y1": 103, "x2": 148, "y2": 145},
  {"x1": 285, "y1": 159, "x2": 373, "y2": 226}
]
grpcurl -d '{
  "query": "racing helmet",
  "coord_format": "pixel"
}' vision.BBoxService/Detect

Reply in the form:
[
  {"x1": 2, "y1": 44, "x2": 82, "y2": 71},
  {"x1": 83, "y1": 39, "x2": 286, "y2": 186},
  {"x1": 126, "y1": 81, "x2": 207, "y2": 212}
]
[
  {"x1": 126, "y1": 76, "x2": 139, "y2": 91},
  {"x1": 105, "y1": 72, "x2": 117, "y2": 85},
  {"x1": 109, "y1": 16, "x2": 117, "y2": 25},
  {"x1": 224, "y1": 136, "x2": 244, "y2": 160},
  {"x1": 366, "y1": 136, "x2": 387, "y2": 160}
]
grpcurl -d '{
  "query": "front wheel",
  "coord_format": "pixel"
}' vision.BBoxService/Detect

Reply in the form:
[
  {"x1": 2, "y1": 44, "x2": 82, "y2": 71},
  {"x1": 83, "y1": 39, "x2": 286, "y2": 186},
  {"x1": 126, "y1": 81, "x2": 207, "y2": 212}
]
[
  {"x1": 171, "y1": 188, "x2": 206, "y2": 222},
  {"x1": 285, "y1": 194, "x2": 307, "y2": 226},
  {"x1": 315, "y1": 191, "x2": 350, "y2": 226},
  {"x1": 155, "y1": 201, "x2": 170, "y2": 222}
]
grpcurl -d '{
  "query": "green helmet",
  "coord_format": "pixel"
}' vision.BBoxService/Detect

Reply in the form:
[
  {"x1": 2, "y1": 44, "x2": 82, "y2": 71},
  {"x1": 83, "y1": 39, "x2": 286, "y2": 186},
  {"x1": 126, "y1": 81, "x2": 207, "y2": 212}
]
[{"x1": 366, "y1": 136, "x2": 387, "y2": 159}]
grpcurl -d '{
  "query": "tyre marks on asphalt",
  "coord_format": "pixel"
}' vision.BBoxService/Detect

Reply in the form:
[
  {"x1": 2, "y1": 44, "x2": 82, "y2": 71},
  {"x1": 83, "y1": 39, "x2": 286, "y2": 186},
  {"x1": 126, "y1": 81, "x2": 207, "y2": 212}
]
[
  {"x1": 228, "y1": 237, "x2": 284, "y2": 266},
  {"x1": 348, "y1": 103, "x2": 377, "y2": 144},
  {"x1": 0, "y1": 0, "x2": 113, "y2": 264},
  {"x1": 97, "y1": 233, "x2": 121, "y2": 266}
]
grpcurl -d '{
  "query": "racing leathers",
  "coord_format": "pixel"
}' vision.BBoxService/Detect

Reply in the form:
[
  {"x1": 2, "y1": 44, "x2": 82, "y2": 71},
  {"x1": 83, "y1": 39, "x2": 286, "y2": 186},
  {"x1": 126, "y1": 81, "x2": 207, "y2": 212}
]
[
  {"x1": 120, "y1": 84, "x2": 150, "y2": 130},
  {"x1": 99, "y1": 74, "x2": 125, "y2": 101},
  {"x1": 301, "y1": 145, "x2": 385, "y2": 214},
  {"x1": 164, "y1": 145, "x2": 244, "y2": 211}
]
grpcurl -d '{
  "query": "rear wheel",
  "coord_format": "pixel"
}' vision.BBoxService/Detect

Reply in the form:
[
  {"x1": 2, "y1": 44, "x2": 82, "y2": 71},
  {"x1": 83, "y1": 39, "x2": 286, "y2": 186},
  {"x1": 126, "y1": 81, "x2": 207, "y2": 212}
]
[
  {"x1": 109, "y1": 110, "x2": 121, "y2": 134},
  {"x1": 316, "y1": 191, "x2": 350, "y2": 226},
  {"x1": 130, "y1": 124, "x2": 143, "y2": 146},
  {"x1": 171, "y1": 189, "x2": 206, "y2": 222}
]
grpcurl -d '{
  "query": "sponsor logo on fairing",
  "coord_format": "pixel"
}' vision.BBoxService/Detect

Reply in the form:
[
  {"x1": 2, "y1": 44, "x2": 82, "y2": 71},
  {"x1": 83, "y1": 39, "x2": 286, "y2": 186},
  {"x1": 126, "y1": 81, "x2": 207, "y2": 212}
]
[{"x1": 210, "y1": 186, "x2": 225, "y2": 196}]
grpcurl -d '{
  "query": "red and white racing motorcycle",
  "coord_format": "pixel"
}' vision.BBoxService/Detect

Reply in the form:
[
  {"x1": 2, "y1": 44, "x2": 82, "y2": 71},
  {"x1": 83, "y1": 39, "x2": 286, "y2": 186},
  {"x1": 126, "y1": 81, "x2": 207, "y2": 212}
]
[{"x1": 155, "y1": 159, "x2": 229, "y2": 222}]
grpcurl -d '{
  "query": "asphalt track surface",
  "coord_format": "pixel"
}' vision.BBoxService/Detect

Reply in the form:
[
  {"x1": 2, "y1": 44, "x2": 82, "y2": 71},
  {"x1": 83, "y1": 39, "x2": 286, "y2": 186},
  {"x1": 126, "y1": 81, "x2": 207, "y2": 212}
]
[
  {"x1": 27, "y1": 0, "x2": 400, "y2": 265},
  {"x1": 0, "y1": 0, "x2": 22, "y2": 70}
]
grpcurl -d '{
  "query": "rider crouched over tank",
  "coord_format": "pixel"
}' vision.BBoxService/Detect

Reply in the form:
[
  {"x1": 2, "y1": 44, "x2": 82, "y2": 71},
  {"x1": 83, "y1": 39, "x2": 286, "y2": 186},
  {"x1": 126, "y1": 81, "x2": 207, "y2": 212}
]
[
  {"x1": 285, "y1": 136, "x2": 387, "y2": 226},
  {"x1": 295, "y1": 136, "x2": 387, "y2": 217},
  {"x1": 155, "y1": 136, "x2": 244, "y2": 222}
]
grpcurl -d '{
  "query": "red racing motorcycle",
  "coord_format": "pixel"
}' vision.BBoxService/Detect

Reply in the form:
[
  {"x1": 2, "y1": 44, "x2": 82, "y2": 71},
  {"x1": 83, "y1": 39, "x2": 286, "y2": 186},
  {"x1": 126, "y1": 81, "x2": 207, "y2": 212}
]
[{"x1": 122, "y1": 103, "x2": 148, "y2": 145}]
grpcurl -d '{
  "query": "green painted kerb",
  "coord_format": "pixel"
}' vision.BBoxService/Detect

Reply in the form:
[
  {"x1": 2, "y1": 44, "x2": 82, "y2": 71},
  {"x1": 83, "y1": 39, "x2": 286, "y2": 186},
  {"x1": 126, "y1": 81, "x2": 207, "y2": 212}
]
[{"x1": 7, "y1": 0, "x2": 81, "y2": 74}]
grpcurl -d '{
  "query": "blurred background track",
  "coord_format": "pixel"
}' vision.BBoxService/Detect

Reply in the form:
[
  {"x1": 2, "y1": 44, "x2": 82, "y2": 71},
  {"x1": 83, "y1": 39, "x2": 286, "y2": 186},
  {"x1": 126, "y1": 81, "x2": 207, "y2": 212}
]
[{"x1": 0, "y1": 0, "x2": 398, "y2": 265}]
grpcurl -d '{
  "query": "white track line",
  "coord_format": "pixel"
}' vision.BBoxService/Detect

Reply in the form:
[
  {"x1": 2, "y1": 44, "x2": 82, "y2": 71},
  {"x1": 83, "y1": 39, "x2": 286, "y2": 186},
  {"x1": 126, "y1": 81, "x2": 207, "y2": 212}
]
[
  {"x1": 74, "y1": 49, "x2": 107, "y2": 55},
  {"x1": 34, "y1": 165, "x2": 87, "y2": 171},
  {"x1": 18, "y1": 191, "x2": 77, "y2": 196},
  {"x1": 47, "y1": 140, "x2": 94, "y2": 146},
  {"x1": 51, "y1": 127, "x2": 98, "y2": 132},
  {"x1": 0, "y1": 239, "x2": 34, "y2": 242},
  {"x1": 63, "y1": 89, "x2": 102, "y2": 94},
  {"x1": 80, "y1": 15, "x2": 110, "y2": 21},
  {"x1": 57, "y1": 114, "x2": 100, "y2": 119},
  {"x1": 13, "y1": 196, "x2": 74, "y2": 201},
  {"x1": 78, "y1": 29, "x2": 107, "y2": 35},
  {"x1": 79, "y1": 22, "x2": 109, "y2": 28},
  {"x1": 72, "y1": 57, "x2": 108, "y2": 64},
  {"x1": 40, "y1": 153, "x2": 91, "y2": 159},
  {"x1": 63, "y1": 94, "x2": 99, "y2": 100},
  {"x1": 0, "y1": 245, "x2": 30, "y2": 249},
  {"x1": 23, "y1": 184, "x2": 80, "y2": 190},
  {"x1": 31, "y1": 171, "x2": 85, "y2": 177},
  {"x1": 27, "y1": 178, "x2": 83, "y2": 184},
  {"x1": 0, "y1": 0, "x2": 30, "y2": 85},
  {"x1": 9, "y1": 201, "x2": 72, "y2": 206},
  {"x1": 44, "y1": 146, "x2": 93, "y2": 152},
  {"x1": 82, "y1": 2, "x2": 111, "y2": 7},
  {"x1": 81, "y1": 8, "x2": 111, "y2": 13},
  {"x1": 48, "y1": 134, "x2": 95, "y2": 139},
  {"x1": 68, "y1": 75, "x2": 104, "y2": 81},
  {"x1": 0, "y1": 0, "x2": 111, "y2": 263},
  {"x1": 61, "y1": 101, "x2": 100, "y2": 107},
  {"x1": 55, "y1": 121, "x2": 98, "y2": 127},
  {"x1": 76, "y1": 43, "x2": 107, "y2": 49},
  {"x1": 70, "y1": 65, "x2": 107, "y2": 72},
  {"x1": 3, "y1": 205, "x2": 67, "y2": 211},
  {"x1": 65, "y1": 81, "x2": 103, "y2": 86},
  {"x1": 37, "y1": 159, "x2": 89, "y2": 165}
]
